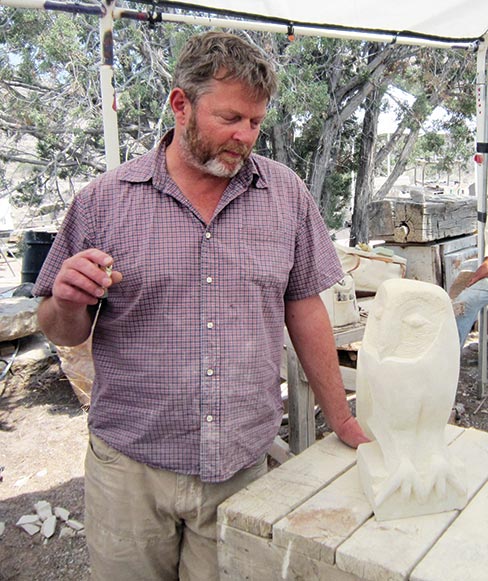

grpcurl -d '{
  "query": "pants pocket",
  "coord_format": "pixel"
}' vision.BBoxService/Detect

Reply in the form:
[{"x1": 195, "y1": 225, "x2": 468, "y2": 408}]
[{"x1": 88, "y1": 432, "x2": 121, "y2": 464}]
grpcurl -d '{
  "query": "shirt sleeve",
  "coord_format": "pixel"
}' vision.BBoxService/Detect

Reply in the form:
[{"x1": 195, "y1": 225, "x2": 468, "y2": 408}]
[
  {"x1": 285, "y1": 188, "x2": 344, "y2": 301},
  {"x1": 32, "y1": 192, "x2": 93, "y2": 297}
]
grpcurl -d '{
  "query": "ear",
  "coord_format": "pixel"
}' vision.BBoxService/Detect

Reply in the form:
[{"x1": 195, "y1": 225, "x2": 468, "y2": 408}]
[{"x1": 170, "y1": 88, "x2": 191, "y2": 125}]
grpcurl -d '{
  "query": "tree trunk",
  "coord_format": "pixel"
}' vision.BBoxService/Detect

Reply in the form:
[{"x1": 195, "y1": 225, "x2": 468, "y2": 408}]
[
  {"x1": 308, "y1": 43, "x2": 408, "y2": 213},
  {"x1": 374, "y1": 127, "x2": 420, "y2": 199},
  {"x1": 350, "y1": 86, "x2": 383, "y2": 246},
  {"x1": 269, "y1": 122, "x2": 292, "y2": 166}
]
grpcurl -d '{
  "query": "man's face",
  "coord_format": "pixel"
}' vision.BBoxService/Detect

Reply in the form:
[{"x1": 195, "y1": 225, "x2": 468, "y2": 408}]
[{"x1": 179, "y1": 78, "x2": 268, "y2": 178}]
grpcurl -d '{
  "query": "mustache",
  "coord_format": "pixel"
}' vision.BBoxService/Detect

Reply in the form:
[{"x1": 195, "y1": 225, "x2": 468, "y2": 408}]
[{"x1": 218, "y1": 143, "x2": 250, "y2": 156}]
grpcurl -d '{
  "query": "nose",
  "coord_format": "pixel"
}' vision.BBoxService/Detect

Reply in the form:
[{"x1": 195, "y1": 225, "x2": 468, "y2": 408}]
[{"x1": 232, "y1": 121, "x2": 260, "y2": 145}]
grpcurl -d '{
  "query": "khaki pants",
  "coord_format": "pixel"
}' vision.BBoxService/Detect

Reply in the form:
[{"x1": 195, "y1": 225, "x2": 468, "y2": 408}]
[{"x1": 84, "y1": 433, "x2": 267, "y2": 581}]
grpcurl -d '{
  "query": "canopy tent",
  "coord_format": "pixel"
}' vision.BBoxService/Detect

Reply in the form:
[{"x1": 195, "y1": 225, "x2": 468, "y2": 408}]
[
  {"x1": 2, "y1": 0, "x2": 488, "y2": 387},
  {"x1": 158, "y1": 0, "x2": 488, "y2": 46}
]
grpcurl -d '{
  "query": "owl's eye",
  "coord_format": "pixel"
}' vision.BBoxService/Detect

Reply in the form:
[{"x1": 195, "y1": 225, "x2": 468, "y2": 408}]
[{"x1": 404, "y1": 313, "x2": 428, "y2": 328}]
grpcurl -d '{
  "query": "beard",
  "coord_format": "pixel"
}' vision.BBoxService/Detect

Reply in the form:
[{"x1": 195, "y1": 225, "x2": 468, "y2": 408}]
[{"x1": 180, "y1": 112, "x2": 251, "y2": 178}]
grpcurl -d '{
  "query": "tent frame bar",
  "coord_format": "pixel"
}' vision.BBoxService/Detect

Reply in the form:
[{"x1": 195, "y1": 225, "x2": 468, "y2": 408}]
[{"x1": 0, "y1": 0, "x2": 483, "y2": 50}]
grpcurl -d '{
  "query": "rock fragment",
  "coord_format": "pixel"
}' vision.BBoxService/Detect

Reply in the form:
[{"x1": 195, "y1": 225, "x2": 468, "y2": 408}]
[
  {"x1": 16, "y1": 500, "x2": 83, "y2": 541},
  {"x1": 54, "y1": 506, "x2": 70, "y2": 521},
  {"x1": 41, "y1": 515, "x2": 57, "y2": 539},
  {"x1": 16, "y1": 514, "x2": 41, "y2": 526},
  {"x1": 59, "y1": 526, "x2": 76, "y2": 539},
  {"x1": 66, "y1": 519, "x2": 84, "y2": 532},
  {"x1": 19, "y1": 523, "x2": 40, "y2": 536},
  {"x1": 34, "y1": 500, "x2": 53, "y2": 521}
]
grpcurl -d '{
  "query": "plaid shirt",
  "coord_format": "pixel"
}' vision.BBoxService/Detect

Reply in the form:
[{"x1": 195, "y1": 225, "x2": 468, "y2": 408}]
[{"x1": 34, "y1": 132, "x2": 343, "y2": 482}]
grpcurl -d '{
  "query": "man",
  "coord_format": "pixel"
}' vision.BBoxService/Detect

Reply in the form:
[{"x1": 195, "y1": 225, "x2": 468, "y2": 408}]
[{"x1": 34, "y1": 31, "x2": 368, "y2": 580}]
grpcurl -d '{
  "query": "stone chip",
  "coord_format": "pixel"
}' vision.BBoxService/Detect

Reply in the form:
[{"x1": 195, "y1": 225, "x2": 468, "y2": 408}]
[
  {"x1": 54, "y1": 506, "x2": 70, "y2": 521},
  {"x1": 19, "y1": 523, "x2": 40, "y2": 536},
  {"x1": 66, "y1": 519, "x2": 84, "y2": 531},
  {"x1": 41, "y1": 515, "x2": 57, "y2": 539},
  {"x1": 59, "y1": 526, "x2": 76, "y2": 539},
  {"x1": 16, "y1": 514, "x2": 42, "y2": 526},
  {"x1": 34, "y1": 500, "x2": 53, "y2": 521}
]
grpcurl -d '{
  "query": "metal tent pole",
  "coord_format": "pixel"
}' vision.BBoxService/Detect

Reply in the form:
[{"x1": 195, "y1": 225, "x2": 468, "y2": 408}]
[
  {"x1": 100, "y1": 0, "x2": 120, "y2": 170},
  {"x1": 476, "y1": 35, "x2": 488, "y2": 397}
]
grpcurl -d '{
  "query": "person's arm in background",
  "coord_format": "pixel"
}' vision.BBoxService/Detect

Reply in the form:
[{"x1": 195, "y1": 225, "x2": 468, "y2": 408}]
[
  {"x1": 468, "y1": 257, "x2": 488, "y2": 286},
  {"x1": 285, "y1": 294, "x2": 369, "y2": 448},
  {"x1": 37, "y1": 249, "x2": 122, "y2": 346},
  {"x1": 467, "y1": 221, "x2": 488, "y2": 286}
]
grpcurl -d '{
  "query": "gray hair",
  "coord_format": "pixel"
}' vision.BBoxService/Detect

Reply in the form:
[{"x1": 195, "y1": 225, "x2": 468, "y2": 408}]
[{"x1": 171, "y1": 31, "x2": 278, "y2": 104}]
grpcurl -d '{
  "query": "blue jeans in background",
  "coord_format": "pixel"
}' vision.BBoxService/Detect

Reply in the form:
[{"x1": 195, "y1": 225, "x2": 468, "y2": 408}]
[{"x1": 452, "y1": 278, "x2": 488, "y2": 347}]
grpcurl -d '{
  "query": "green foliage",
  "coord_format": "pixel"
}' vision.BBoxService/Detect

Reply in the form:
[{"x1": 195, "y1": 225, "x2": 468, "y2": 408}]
[
  {"x1": 11, "y1": 172, "x2": 44, "y2": 207},
  {"x1": 322, "y1": 172, "x2": 352, "y2": 230},
  {"x1": 0, "y1": 6, "x2": 477, "y2": 225}
]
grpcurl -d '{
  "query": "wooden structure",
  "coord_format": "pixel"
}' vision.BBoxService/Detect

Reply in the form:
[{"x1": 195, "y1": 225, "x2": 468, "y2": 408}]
[
  {"x1": 218, "y1": 424, "x2": 488, "y2": 581},
  {"x1": 382, "y1": 234, "x2": 478, "y2": 292},
  {"x1": 368, "y1": 195, "x2": 477, "y2": 244},
  {"x1": 283, "y1": 321, "x2": 364, "y2": 456}
]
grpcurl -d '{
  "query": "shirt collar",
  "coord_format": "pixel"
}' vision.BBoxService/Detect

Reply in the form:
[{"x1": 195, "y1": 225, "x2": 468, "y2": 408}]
[{"x1": 117, "y1": 129, "x2": 268, "y2": 191}]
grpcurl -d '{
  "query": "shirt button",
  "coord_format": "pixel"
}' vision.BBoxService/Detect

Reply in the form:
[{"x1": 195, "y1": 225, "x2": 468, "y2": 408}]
[
  {"x1": 206, "y1": 369, "x2": 214, "y2": 376},
  {"x1": 206, "y1": 276, "x2": 213, "y2": 284},
  {"x1": 205, "y1": 232, "x2": 212, "y2": 239},
  {"x1": 207, "y1": 322, "x2": 214, "y2": 329},
  {"x1": 206, "y1": 415, "x2": 214, "y2": 423}
]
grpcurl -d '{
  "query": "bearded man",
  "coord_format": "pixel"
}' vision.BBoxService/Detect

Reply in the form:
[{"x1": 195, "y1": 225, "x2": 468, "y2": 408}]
[{"x1": 34, "y1": 31, "x2": 367, "y2": 581}]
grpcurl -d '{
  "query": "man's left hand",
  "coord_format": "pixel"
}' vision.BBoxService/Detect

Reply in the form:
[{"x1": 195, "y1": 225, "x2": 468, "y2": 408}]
[{"x1": 334, "y1": 416, "x2": 370, "y2": 448}]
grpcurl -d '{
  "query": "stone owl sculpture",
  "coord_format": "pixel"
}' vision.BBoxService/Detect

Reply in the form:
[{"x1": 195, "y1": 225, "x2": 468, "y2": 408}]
[{"x1": 356, "y1": 278, "x2": 467, "y2": 520}]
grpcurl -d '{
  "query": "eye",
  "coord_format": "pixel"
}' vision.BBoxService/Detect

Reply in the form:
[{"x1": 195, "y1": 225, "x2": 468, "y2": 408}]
[{"x1": 404, "y1": 313, "x2": 428, "y2": 328}]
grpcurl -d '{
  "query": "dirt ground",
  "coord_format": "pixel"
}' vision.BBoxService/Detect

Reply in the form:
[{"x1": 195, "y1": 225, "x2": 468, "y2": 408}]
[
  {"x1": 0, "y1": 332, "x2": 487, "y2": 581},
  {"x1": 0, "y1": 339, "x2": 89, "y2": 581}
]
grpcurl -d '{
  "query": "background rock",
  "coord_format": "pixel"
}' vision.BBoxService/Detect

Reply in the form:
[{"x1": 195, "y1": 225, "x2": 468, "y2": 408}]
[{"x1": 0, "y1": 297, "x2": 41, "y2": 342}]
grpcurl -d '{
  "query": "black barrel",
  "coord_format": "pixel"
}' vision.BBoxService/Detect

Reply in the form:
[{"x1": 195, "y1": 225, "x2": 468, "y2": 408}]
[{"x1": 21, "y1": 230, "x2": 56, "y2": 284}]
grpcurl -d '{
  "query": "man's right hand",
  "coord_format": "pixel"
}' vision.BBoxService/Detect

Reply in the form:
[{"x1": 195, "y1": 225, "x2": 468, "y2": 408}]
[
  {"x1": 37, "y1": 249, "x2": 123, "y2": 346},
  {"x1": 51, "y1": 249, "x2": 123, "y2": 308}
]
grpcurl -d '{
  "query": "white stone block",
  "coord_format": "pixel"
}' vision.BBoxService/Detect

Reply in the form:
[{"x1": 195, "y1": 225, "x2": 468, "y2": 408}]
[{"x1": 0, "y1": 522, "x2": 5, "y2": 536}]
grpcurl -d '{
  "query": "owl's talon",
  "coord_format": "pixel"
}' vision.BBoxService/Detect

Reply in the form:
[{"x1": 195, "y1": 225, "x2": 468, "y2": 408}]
[
  {"x1": 424, "y1": 454, "x2": 467, "y2": 500},
  {"x1": 374, "y1": 457, "x2": 424, "y2": 507}
]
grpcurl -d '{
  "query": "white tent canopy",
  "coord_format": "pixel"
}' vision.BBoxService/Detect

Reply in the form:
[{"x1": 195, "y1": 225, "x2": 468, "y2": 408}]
[{"x1": 161, "y1": 0, "x2": 488, "y2": 45}]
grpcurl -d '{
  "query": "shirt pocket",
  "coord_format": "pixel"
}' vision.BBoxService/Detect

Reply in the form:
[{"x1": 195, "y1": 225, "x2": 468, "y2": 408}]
[{"x1": 239, "y1": 226, "x2": 292, "y2": 290}]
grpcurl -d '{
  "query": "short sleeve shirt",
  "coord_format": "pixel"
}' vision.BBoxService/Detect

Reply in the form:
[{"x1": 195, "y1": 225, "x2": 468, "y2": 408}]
[{"x1": 34, "y1": 133, "x2": 343, "y2": 482}]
